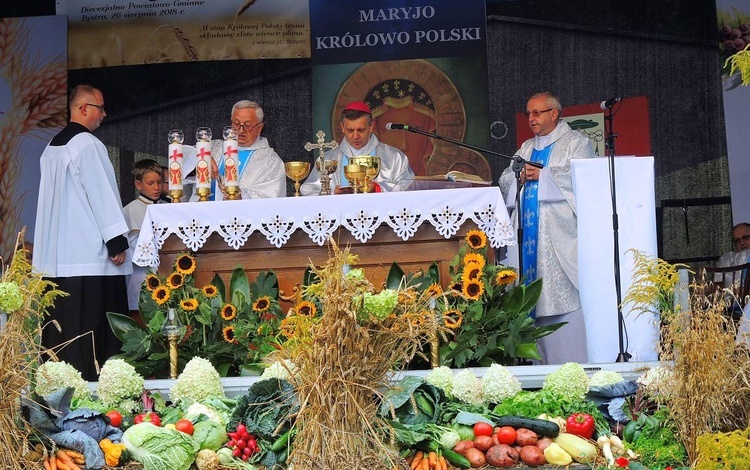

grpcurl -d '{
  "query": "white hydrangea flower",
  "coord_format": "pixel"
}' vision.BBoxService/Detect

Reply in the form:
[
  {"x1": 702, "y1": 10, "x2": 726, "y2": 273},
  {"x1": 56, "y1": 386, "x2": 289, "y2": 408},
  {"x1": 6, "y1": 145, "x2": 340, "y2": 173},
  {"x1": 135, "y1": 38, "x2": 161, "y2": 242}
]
[
  {"x1": 170, "y1": 357, "x2": 224, "y2": 403},
  {"x1": 589, "y1": 370, "x2": 625, "y2": 387},
  {"x1": 482, "y1": 364, "x2": 521, "y2": 404},
  {"x1": 0, "y1": 281, "x2": 24, "y2": 312},
  {"x1": 452, "y1": 369, "x2": 484, "y2": 406},
  {"x1": 637, "y1": 366, "x2": 674, "y2": 398},
  {"x1": 96, "y1": 359, "x2": 144, "y2": 409},
  {"x1": 261, "y1": 359, "x2": 297, "y2": 381},
  {"x1": 425, "y1": 366, "x2": 454, "y2": 397},
  {"x1": 35, "y1": 361, "x2": 92, "y2": 400},
  {"x1": 543, "y1": 362, "x2": 590, "y2": 400}
]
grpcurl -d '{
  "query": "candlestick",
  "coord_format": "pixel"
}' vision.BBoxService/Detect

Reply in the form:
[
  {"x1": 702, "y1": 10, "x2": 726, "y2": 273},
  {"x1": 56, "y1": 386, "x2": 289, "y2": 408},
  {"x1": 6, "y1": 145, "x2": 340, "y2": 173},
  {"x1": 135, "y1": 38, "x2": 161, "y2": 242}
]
[
  {"x1": 167, "y1": 130, "x2": 184, "y2": 202},
  {"x1": 222, "y1": 125, "x2": 240, "y2": 200},
  {"x1": 195, "y1": 127, "x2": 212, "y2": 201}
]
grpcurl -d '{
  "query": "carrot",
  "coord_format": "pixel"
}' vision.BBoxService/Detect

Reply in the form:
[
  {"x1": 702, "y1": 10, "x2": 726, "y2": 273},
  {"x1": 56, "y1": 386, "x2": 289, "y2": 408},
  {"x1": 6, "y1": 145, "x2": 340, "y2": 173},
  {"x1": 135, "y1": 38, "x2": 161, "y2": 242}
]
[
  {"x1": 410, "y1": 451, "x2": 423, "y2": 470},
  {"x1": 43, "y1": 455, "x2": 52, "y2": 470},
  {"x1": 48, "y1": 454, "x2": 57, "y2": 470},
  {"x1": 55, "y1": 451, "x2": 81, "y2": 470},
  {"x1": 428, "y1": 451, "x2": 437, "y2": 468},
  {"x1": 421, "y1": 455, "x2": 430, "y2": 470},
  {"x1": 64, "y1": 450, "x2": 85, "y2": 465},
  {"x1": 439, "y1": 455, "x2": 449, "y2": 470}
]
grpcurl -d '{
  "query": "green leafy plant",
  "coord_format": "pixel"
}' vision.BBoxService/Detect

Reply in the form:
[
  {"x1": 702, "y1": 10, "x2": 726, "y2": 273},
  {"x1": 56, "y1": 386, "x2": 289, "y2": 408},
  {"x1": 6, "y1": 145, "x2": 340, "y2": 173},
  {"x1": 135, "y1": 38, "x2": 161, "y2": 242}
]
[{"x1": 107, "y1": 253, "x2": 284, "y2": 378}]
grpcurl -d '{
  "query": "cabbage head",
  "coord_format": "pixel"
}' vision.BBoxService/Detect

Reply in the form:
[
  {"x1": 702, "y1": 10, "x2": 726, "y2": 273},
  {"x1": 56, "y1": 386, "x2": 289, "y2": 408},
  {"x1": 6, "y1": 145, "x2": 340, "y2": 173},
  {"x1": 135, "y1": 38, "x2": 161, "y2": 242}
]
[
  {"x1": 192, "y1": 420, "x2": 228, "y2": 451},
  {"x1": 122, "y1": 423, "x2": 200, "y2": 470}
]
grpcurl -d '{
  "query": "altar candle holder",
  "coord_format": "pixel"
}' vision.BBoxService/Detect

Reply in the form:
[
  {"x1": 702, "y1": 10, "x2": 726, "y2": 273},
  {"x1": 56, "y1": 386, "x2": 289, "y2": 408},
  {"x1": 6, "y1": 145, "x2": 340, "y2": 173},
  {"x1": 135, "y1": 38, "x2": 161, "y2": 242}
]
[
  {"x1": 161, "y1": 308, "x2": 184, "y2": 379},
  {"x1": 195, "y1": 127, "x2": 212, "y2": 201},
  {"x1": 222, "y1": 126, "x2": 240, "y2": 200},
  {"x1": 167, "y1": 130, "x2": 184, "y2": 203}
]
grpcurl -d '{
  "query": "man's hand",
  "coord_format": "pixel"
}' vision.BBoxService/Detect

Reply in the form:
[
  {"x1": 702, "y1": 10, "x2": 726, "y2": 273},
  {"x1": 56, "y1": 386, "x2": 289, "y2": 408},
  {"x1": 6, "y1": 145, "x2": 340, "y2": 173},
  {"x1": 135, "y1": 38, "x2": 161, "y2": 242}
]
[
  {"x1": 521, "y1": 164, "x2": 541, "y2": 184},
  {"x1": 110, "y1": 251, "x2": 126, "y2": 266}
]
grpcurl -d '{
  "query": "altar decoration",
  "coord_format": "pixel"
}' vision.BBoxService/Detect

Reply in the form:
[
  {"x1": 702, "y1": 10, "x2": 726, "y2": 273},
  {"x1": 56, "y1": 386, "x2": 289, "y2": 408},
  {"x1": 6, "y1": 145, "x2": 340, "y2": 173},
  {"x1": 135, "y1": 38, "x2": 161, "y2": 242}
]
[
  {"x1": 221, "y1": 125, "x2": 240, "y2": 200},
  {"x1": 167, "y1": 129, "x2": 185, "y2": 202},
  {"x1": 0, "y1": 233, "x2": 66, "y2": 469},
  {"x1": 195, "y1": 127, "x2": 213, "y2": 201},
  {"x1": 107, "y1": 253, "x2": 285, "y2": 378},
  {"x1": 277, "y1": 241, "x2": 454, "y2": 469}
]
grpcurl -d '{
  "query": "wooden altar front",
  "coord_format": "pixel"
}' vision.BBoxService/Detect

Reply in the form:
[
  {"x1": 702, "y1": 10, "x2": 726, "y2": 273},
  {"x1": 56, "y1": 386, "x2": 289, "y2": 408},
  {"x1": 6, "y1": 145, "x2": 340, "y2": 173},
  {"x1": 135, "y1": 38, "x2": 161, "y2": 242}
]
[{"x1": 134, "y1": 187, "x2": 516, "y2": 309}]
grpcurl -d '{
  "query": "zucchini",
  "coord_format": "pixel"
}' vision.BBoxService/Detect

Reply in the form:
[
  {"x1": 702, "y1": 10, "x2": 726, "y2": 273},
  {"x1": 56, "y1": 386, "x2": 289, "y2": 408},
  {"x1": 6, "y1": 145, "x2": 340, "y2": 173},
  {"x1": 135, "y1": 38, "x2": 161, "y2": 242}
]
[
  {"x1": 494, "y1": 415, "x2": 560, "y2": 437},
  {"x1": 553, "y1": 432, "x2": 597, "y2": 464},
  {"x1": 442, "y1": 449, "x2": 471, "y2": 468}
]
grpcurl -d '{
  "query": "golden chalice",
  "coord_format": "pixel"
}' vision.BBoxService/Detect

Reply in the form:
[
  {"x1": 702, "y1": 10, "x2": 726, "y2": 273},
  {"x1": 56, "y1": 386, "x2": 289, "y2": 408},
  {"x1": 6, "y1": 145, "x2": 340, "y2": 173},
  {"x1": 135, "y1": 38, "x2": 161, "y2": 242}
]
[
  {"x1": 315, "y1": 159, "x2": 338, "y2": 195},
  {"x1": 343, "y1": 163, "x2": 366, "y2": 194},
  {"x1": 351, "y1": 156, "x2": 380, "y2": 193},
  {"x1": 285, "y1": 161, "x2": 311, "y2": 197}
]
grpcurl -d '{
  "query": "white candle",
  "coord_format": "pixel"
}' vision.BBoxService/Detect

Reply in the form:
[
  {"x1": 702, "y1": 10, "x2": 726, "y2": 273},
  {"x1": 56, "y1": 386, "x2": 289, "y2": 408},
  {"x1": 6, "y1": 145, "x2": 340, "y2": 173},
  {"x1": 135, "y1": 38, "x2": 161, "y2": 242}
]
[
  {"x1": 195, "y1": 141, "x2": 212, "y2": 190},
  {"x1": 167, "y1": 143, "x2": 183, "y2": 191},
  {"x1": 223, "y1": 138, "x2": 239, "y2": 188}
]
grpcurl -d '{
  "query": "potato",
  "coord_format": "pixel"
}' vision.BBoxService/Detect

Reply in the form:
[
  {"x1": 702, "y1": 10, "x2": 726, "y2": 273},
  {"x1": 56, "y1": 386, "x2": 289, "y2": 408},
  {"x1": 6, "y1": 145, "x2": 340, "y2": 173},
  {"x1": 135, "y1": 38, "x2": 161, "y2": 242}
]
[
  {"x1": 515, "y1": 427, "x2": 539, "y2": 446},
  {"x1": 485, "y1": 444, "x2": 518, "y2": 468},
  {"x1": 474, "y1": 435, "x2": 494, "y2": 452},
  {"x1": 519, "y1": 445, "x2": 547, "y2": 466},
  {"x1": 453, "y1": 440, "x2": 475, "y2": 456},
  {"x1": 536, "y1": 437, "x2": 553, "y2": 451},
  {"x1": 464, "y1": 447, "x2": 487, "y2": 468}
]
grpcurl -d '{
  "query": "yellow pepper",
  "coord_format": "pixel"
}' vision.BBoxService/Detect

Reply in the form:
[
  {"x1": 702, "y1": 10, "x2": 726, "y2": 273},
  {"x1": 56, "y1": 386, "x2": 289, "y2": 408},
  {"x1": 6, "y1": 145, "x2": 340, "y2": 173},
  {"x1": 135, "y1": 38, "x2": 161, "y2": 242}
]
[{"x1": 543, "y1": 442, "x2": 573, "y2": 466}]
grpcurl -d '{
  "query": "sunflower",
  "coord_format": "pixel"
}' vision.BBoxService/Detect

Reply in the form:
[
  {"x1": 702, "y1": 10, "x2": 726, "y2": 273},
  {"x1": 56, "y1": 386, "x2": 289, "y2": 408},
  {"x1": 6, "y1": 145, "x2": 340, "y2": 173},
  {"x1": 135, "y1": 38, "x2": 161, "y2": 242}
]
[
  {"x1": 253, "y1": 296, "x2": 271, "y2": 312},
  {"x1": 202, "y1": 284, "x2": 218, "y2": 298},
  {"x1": 222, "y1": 325, "x2": 238, "y2": 344},
  {"x1": 145, "y1": 274, "x2": 161, "y2": 291},
  {"x1": 166, "y1": 272, "x2": 184, "y2": 289},
  {"x1": 424, "y1": 283, "x2": 443, "y2": 298},
  {"x1": 444, "y1": 309, "x2": 463, "y2": 330},
  {"x1": 463, "y1": 252, "x2": 486, "y2": 270},
  {"x1": 180, "y1": 298, "x2": 198, "y2": 311},
  {"x1": 449, "y1": 282, "x2": 463, "y2": 297},
  {"x1": 463, "y1": 279, "x2": 485, "y2": 300},
  {"x1": 495, "y1": 269, "x2": 518, "y2": 286},
  {"x1": 175, "y1": 253, "x2": 197, "y2": 275},
  {"x1": 151, "y1": 286, "x2": 171, "y2": 305},
  {"x1": 280, "y1": 317, "x2": 296, "y2": 338},
  {"x1": 398, "y1": 288, "x2": 418, "y2": 305},
  {"x1": 466, "y1": 229, "x2": 488, "y2": 250},
  {"x1": 295, "y1": 300, "x2": 317, "y2": 317},
  {"x1": 220, "y1": 303, "x2": 237, "y2": 321},
  {"x1": 461, "y1": 264, "x2": 483, "y2": 285}
]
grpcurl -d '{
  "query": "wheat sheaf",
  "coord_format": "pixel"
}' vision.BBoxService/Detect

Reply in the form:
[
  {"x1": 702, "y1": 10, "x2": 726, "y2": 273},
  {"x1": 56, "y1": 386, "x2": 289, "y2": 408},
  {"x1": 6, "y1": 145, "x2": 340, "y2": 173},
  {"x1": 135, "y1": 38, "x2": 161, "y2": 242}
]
[{"x1": 0, "y1": 18, "x2": 67, "y2": 262}]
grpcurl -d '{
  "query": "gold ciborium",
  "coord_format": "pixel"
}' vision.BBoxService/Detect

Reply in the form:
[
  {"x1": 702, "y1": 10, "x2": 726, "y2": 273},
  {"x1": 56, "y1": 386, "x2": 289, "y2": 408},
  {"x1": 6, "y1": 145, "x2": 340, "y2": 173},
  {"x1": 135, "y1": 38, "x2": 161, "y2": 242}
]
[
  {"x1": 351, "y1": 156, "x2": 380, "y2": 193},
  {"x1": 285, "y1": 161, "x2": 311, "y2": 197},
  {"x1": 315, "y1": 159, "x2": 338, "y2": 195},
  {"x1": 343, "y1": 163, "x2": 366, "y2": 194}
]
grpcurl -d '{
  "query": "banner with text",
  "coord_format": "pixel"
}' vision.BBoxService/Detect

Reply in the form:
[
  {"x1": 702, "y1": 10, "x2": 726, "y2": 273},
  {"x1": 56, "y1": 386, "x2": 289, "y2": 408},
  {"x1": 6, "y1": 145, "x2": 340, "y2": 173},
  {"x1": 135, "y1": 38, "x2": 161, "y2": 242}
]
[
  {"x1": 57, "y1": 0, "x2": 310, "y2": 69},
  {"x1": 309, "y1": 0, "x2": 492, "y2": 180}
]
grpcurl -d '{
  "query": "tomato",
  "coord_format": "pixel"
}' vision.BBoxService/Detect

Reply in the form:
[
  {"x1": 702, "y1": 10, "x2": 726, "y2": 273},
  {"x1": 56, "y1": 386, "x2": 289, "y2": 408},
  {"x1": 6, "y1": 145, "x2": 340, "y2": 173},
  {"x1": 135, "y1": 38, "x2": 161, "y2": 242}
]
[
  {"x1": 175, "y1": 418, "x2": 194, "y2": 435},
  {"x1": 473, "y1": 421, "x2": 494, "y2": 437},
  {"x1": 495, "y1": 426, "x2": 517, "y2": 445},
  {"x1": 105, "y1": 410, "x2": 123, "y2": 428}
]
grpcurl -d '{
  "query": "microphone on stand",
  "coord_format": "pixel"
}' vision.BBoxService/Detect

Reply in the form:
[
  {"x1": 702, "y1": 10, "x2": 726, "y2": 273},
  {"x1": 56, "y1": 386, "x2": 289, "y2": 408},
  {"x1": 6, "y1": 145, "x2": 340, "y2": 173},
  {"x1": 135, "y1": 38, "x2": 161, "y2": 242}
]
[
  {"x1": 385, "y1": 122, "x2": 410, "y2": 131},
  {"x1": 600, "y1": 97, "x2": 622, "y2": 110}
]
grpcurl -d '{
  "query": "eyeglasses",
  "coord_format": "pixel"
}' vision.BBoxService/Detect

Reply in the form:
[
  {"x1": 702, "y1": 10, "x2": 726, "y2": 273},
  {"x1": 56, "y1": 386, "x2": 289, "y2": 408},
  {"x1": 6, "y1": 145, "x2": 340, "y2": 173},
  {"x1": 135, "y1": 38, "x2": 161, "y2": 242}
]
[
  {"x1": 733, "y1": 234, "x2": 750, "y2": 245},
  {"x1": 83, "y1": 103, "x2": 105, "y2": 112},
  {"x1": 524, "y1": 108, "x2": 553, "y2": 118},
  {"x1": 231, "y1": 121, "x2": 263, "y2": 132}
]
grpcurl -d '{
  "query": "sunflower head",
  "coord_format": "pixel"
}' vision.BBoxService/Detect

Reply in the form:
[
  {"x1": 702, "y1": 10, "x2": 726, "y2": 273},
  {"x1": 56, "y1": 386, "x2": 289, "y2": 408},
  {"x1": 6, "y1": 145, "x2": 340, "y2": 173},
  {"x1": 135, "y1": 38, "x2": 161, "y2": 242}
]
[
  {"x1": 222, "y1": 325, "x2": 238, "y2": 344},
  {"x1": 461, "y1": 263, "x2": 483, "y2": 285},
  {"x1": 466, "y1": 229, "x2": 488, "y2": 250},
  {"x1": 202, "y1": 284, "x2": 218, "y2": 298},
  {"x1": 253, "y1": 296, "x2": 271, "y2": 312},
  {"x1": 152, "y1": 286, "x2": 171, "y2": 305},
  {"x1": 424, "y1": 283, "x2": 443, "y2": 298},
  {"x1": 295, "y1": 300, "x2": 317, "y2": 317},
  {"x1": 167, "y1": 272, "x2": 184, "y2": 289},
  {"x1": 180, "y1": 298, "x2": 198, "y2": 311},
  {"x1": 463, "y1": 252, "x2": 486, "y2": 270},
  {"x1": 145, "y1": 274, "x2": 161, "y2": 291},
  {"x1": 444, "y1": 309, "x2": 464, "y2": 330},
  {"x1": 175, "y1": 253, "x2": 197, "y2": 275},
  {"x1": 462, "y1": 279, "x2": 485, "y2": 300},
  {"x1": 220, "y1": 303, "x2": 237, "y2": 321},
  {"x1": 495, "y1": 269, "x2": 518, "y2": 286},
  {"x1": 398, "y1": 289, "x2": 418, "y2": 305}
]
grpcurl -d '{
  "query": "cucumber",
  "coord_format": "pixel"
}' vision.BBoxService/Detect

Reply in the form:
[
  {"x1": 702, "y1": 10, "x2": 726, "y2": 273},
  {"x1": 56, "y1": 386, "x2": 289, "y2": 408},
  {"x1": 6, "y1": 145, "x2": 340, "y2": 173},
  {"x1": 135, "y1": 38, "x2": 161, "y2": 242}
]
[
  {"x1": 417, "y1": 439, "x2": 439, "y2": 453},
  {"x1": 442, "y1": 449, "x2": 471, "y2": 468},
  {"x1": 271, "y1": 429, "x2": 292, "y2": 452},
  {"x1": 494, "y1": 415, "x2": 560, "y2": 437}
]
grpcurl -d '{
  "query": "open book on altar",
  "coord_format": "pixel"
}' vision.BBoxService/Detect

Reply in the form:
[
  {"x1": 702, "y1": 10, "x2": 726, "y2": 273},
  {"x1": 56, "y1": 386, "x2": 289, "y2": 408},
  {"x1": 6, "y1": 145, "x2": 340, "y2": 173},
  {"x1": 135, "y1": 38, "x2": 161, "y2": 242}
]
[{"x1": 412, "y1": 170, "x2": 491, "y2": 185}]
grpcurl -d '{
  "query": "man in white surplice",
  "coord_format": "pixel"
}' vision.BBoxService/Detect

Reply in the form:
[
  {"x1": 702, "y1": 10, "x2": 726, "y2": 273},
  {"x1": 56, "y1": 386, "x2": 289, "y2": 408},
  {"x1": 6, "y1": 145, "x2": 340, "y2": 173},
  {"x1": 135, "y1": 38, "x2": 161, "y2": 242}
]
[
  {"x1": 498, "y1": 92, "x2": 596, "y2": 364},
  {"x1": 183, "y1": 100, "x2": 286, "y2": 200},
  {"x1": 300, "y1": 101, "x2": 414, "y2": 195}
]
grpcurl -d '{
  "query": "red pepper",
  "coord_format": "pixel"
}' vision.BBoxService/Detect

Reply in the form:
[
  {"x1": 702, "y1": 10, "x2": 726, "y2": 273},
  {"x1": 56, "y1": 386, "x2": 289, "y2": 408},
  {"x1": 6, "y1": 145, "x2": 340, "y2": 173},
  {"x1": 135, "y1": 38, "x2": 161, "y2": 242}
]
[
  {"x1": 566, "y1": 413, "x2": 595, "y2": 439},
  {"x1": 134, "y1": 411, "x2": 161, "y2": 427}
]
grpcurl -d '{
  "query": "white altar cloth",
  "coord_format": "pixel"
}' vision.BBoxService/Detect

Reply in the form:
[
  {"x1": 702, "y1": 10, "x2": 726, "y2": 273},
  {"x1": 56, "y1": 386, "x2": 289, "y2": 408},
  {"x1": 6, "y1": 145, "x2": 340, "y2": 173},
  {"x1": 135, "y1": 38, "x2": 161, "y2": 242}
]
[
  {"x1": 133, "y1": 187, "x2": 516, "y2": 268},
  {"x1": 572, "y1": 157, "x2": 659, "y2": 364}
]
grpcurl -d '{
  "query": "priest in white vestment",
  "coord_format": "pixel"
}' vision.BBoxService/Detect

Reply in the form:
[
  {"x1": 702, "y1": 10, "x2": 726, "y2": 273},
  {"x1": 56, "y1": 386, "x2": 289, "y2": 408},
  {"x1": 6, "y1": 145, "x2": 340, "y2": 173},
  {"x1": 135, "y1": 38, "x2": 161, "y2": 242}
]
[
  {"x1": 33, "y1": 85, "x2": 131, "y2": 381},
  {"x1": 499, "y1": 92, "x2": 596, "y2": 364},
  {"x1": 300, "y1": 101, "x2": 414, "y2": 195},
  {"x1": 182, "y1": 100, "x2": 286, "y2": 201}
]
